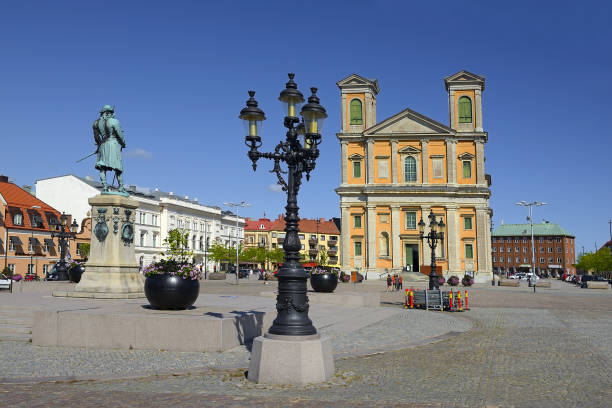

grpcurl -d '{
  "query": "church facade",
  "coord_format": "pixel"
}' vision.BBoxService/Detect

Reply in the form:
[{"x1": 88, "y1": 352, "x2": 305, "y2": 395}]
[{"x1": 336, "y1": 71, "x2": 492, "y2": 282}]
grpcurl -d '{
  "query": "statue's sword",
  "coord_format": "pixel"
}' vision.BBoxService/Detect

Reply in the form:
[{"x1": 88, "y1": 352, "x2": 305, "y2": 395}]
[{"x1": 76, "y1": 151, "x2": 98, "y2": 163}]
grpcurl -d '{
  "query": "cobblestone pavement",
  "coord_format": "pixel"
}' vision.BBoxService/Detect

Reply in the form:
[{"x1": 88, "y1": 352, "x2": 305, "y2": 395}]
[{"x1": 2, "y1": 280, "x2": 612, "y2": 407}]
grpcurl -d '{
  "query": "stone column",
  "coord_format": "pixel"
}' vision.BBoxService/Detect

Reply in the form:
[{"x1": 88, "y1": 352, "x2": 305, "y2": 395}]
[
  {"x1": 475, "y1": 89, "x2": 483, "y2": 132},
  {"x1": 366, "y1": 204, "x2": 377, "y2": 272},
  {"x1": 341, "y1": 94, "x2": 347, "y2": 132},
  {"x1": 476, "y1": 206, "x2": 490, "y2": 279},
  {"x1": 390, "y1": 139, "x2": 398, "y2": 184},
  {"x1": 421, "y1": 140, "x2": 428, "y2": 184},
  {"x1": 476, "y1": 140, "x2": 485, "y2": 186},
  {"x1": 366, "y1": 139, "x2": 374, "y2": 184},
  {"x1": 446, "y1": 205, "x2": 460, "y2": 274},
  {"x1": 340, "y1": 141, "x2": 348, "y2": 185},
  {"x1": 446, "y1": 139, "x2": 457, "y2": 185},
  {"x1": 391, "y1": 205, "x2": 401, "y2": 271},
  {"x1": 340, "y1": 204, "x2": 351, "y2": 273},
  {"x1": 420, "y1": 205, "x2": 431, "y2": 265}
]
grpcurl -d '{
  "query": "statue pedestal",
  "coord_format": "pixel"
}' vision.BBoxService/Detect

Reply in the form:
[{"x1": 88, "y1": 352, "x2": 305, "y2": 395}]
[{"x1": 54, "y1": 194, "x2": 144, "y2": 299}]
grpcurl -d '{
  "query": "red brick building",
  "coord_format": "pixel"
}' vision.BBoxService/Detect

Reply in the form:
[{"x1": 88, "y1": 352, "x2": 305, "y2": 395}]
[
  {"x1": 0, "y1": 176, "x2": 90, "y2": 277},
  {"x1": 491, "y1": 222, "x2": 575, "y2": 277}
]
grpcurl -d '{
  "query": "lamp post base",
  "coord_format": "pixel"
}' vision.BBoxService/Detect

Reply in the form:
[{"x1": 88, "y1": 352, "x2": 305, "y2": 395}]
[{"x1": 247, "y1": 333, "x2": 334, "y2": 385}]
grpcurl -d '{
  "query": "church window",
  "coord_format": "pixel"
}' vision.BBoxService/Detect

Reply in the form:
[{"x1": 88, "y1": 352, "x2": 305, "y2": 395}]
[
  {"x1": 458, "y1": 96, "x2": 472, "y2": 123},
  {"x1": 349, "y1": 99, "x2": 363, "y2": 125},
  {"x1": 462, "y1": 160, "x2": 472, "y2": 178},
  {"x1": 464, "y1": 217, "x2": 473, "y2": 230},
  {"x1": 353, "y1": 215, "x2": 362, "y2": 228},
  {"x1": 354, "y1": 241, "x2": 362, "y2": 256},
  {"x1": 465, "y1": 244, "x2": 474, "y2": 259},
  {"x1": 405, "y1": 211, "x2": 416, "y2": 230},
  {"x1": 404, "y1": 156, "x2": 417, "y2": 182},
  {"x1": 353, "y1": 161, "x2": 361, "y2": 178},
  {"x1": 379, "y1": 232, "x2": 389, "y2": 257}
]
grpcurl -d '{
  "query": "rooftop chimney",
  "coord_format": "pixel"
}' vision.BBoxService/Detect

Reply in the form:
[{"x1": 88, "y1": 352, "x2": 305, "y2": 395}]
[{"x1": 0, "y1": 175, "x2": 9, "y2": 183}]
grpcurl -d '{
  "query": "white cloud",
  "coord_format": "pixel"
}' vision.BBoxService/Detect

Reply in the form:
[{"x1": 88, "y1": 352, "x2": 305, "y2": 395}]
[
  {"x1": 268, "y1": 183, "x2": 283, "y2": 193},
  {"x1": 125, "y1": 148, "x2": 153, "y2": 160}
]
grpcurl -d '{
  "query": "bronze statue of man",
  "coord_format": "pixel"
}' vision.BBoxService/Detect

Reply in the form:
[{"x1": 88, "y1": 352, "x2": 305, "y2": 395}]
[{"x1": 93, "y1": 105, "x2": 126, "y2": 193}]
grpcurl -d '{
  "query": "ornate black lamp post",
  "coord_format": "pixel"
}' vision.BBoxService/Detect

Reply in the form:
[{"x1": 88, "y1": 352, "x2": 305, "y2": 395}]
[
  {"x1": 241, "y1": 73, "x2": 327, "y2": 336},
  {"x1": 418, "y1": 211, "x2": 445, "y2": 290},
  {"x1": 50, "y1": 212, "x2": 78, "y2": 281}
]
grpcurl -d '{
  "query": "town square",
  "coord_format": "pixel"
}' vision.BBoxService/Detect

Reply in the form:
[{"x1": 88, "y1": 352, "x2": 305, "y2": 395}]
[{"x1": 0, "y1": 1, "x2": 611, "y2": 407}]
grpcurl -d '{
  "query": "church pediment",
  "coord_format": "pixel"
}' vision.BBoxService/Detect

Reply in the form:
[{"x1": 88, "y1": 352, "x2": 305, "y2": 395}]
[
  {"x1": 398, "y1": 146, "x2": 421, "y2": 154},
  {"x1": 348, "y1": 153, "x2": 364, "y2": 160},
  {"x1": 444, "y1": 70, "x2": 485, "y2": 90},
  {"x1": 458, "y1": 152, "x2": 475, "y2": 160},
  {"x1": 364, "y1": 108, "x2": 454, "y2": 136},
  {"x1": 337, "y1": 74, "x2": 380, "y2": 94}
]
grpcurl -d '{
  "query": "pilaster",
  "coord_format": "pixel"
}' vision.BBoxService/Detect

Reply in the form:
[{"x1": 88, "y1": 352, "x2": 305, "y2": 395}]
[
  {"x1": 448, "y1": 90, "x2": 456, "y2": 129},
  {"x1": 340, "y1": 141, "x2": 348, "y2": 185},
  {"x1": 366, "y1": 204, "x2": 377, "y2": 271},
  {"x1": 446, "y1": 205, "x2": 460, "y2": 273},
  {"x1": 446, "y1": 139, "x2": 457, "y2": 185},
  {"x1": 366, "y1": 139, "x2": 374, "y2": 184},
  {"x1": 420, "y1": 205, "x2": 431, "y2": 265},
  {"x1": 475, "y1": 89, "x2": 483, "y2": 132},
  {"x1": 390, "y1": 139, "x2": 398, "y2": 184},
  {"x1": 475, "y1": 140, "x2": 485, "y2": 186},
  {"x1": 421, "y1": 140, "x2": 429, "y2": 184},
  {"x1": 340, "y1": 204, "x2": 351, "y2": 273},
  {"x1": 391, "y1": 205, "x2": 401, "y2": 270},
  {"x1": 476, "y1": 206, "x2": 489, "y2": 276},
  {"x1": 341, "y1": 94, "x2": 347, "y2": 132}
]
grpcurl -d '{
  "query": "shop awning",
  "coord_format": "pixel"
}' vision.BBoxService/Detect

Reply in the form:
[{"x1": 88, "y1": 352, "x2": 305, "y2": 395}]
[
  {"x1": 9, "y1": 236, "x2": 23, "y2": 245},
  {"x1": 44, "y1": 238, "x2": 55, "y2": 247},
  {"x1": 29, "y1": 237, "x2": 42, "y2": 247}
]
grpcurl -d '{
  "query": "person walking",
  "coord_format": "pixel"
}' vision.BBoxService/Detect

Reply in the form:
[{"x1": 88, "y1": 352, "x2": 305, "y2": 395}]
[
  {"x1": 386, "y1": 275, "x2": 392, "y2": 292},
  {"x1": 398, "y1": 275, "x2": 403, "y2": 291},
  {"x1": 391, "y1": 274, "x2": 396, "y2": 291}
]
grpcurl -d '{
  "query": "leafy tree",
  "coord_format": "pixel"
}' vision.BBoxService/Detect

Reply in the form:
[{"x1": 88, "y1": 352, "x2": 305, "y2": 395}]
[
  {"x1": 79, "y1": 243, "x2": 90, "y2": 260},
  {"x1": 208, "y1": 242, "x2": 230, "y2": 263},
  {"x1": 317, "y1": 247, "x2": 329, "y2": 266},
  {"x1": 162, "y1": 229, "x2": 193, "y2": 263},
  {"x1": 269, "y1": 248, "x2": 285, "y2": 264},
  {"x1": 574, "y1": 247, "x2": 612, "y2": 278}
]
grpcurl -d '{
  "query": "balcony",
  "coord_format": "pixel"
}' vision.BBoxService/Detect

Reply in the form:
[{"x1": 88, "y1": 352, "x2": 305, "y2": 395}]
[
  {"x1": 308, "y1": 238, "x2": 318, "y2": 244},
  {"x1": 327, "y1": 240, "x2": 337, "y2": 247},
  {"x1": 328, "y1": 247, "x2": 338, "y2": 256},
  {"x1": 308, "y1": 248, "x2": 318, "y2": 255}
]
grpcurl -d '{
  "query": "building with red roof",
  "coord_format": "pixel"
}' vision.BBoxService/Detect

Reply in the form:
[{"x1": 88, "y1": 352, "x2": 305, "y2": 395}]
[{"x1": 0, "y1": 175, "x2": 90, "y2": 277}]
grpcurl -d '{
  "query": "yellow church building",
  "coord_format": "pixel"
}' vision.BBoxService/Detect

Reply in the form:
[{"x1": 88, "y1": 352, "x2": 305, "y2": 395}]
[{"x1": 336, "y1": 70, "x2": 493, "y2": 282}]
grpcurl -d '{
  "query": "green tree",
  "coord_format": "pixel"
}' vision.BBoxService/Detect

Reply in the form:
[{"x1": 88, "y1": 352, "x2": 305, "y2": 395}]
[
  {"x1": 574, "y1": 248, "x2": 612, "y2": 278},
  {"x1": 317, "y1": 247, "x2": 329, "y2": 266},
  {"x1": 269, "y1": 248, "x2": 285, "y2": 264},
  {"x1": 208, "y1": 242, "x2": 230, "y2": 264},
  {"x1": 79, "y1": 243, "x2": 90, "y2": 260},
  {"x1": 162, "y1": 229, "x2": 193, "y2": 263}
]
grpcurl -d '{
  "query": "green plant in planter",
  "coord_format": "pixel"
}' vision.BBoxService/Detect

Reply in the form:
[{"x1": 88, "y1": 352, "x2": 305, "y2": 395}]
[
  {"x1": 143, "y1": 229, "x2": 202, "y2": 280},
  {"x1": 2, "y1": 266, "x2": 12, "y2": 278},
  {"x1": 447, "y1": 275, "x2": 460, "y2": 286}
]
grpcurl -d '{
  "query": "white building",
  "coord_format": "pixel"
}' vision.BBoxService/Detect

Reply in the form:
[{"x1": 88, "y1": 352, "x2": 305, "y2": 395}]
[{"x1": 35, "y1": 175, "x2": 245, "y2": 272}]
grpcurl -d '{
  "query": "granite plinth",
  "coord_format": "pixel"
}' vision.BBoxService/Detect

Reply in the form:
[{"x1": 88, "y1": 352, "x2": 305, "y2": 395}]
[
  {"x1": 248, "y1": 334, "x2": 334, "y2": 384},
  {"x1": 33, "y1": 303, "x2": 272, "y2": 352}
]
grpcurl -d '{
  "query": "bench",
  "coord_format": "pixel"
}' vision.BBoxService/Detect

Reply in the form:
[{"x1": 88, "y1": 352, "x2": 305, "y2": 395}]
[
  {"x1": 535, "y1": 281, "x2": 551, "y2": 288},
  {"x1": 499, "y1": 280, "x2": 520, "y2": 287},
  {"x1": 586, "y1": 281, "x2": 610, "y2": 289}
]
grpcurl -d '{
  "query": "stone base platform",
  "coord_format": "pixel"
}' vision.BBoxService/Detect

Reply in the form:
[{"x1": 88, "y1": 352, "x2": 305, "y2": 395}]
[
  {"x1": 499, "y1": 280, "x2": 520, "y2": 287},
  {"x1": 53, "y1": 291, "x2": 145, "y2": 299},
  {"x1": 248, "y1": 333, "x2": 334, "y2": 384},
  {"x1": 260, "y1": 290, "x2": 380, "y2": 308},
  {"x1": 586, "y1": 281, "x2": 610, "y2": 289},
  {"x1": 33, "y1": 302, "x2": 273, "y2": 352}
]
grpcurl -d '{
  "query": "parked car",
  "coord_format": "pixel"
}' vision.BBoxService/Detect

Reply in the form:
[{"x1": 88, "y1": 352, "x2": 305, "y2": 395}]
[
  {"x1": 581, "y1": 275, "x2": 607, "y2": 288},
  {"x1": 0, "y1": 274, "x2": 12, "y2": 290},
  {"x1": 509, "y1": 274, "x2": 523, "y2": 280},
  {"x1": 238, "y1": 269, "x2": 250, "y2": 279}
]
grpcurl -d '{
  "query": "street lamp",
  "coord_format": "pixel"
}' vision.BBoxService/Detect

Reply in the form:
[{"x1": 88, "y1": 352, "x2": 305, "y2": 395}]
[
  {"x1": 241, "y1": 73, "x2": 327, "y2": 336},
  {"x1": 223, "y1": 201, "x2": 250, "y2": 285},
  {"x1": 204, "y1": 221, "x2": 211, "y2": 279},
  {"x1": 50, "y1": 212, "x2": 78, "y2": 281},
  {"x1": 418, "y1": 211, "x2": 445, "y2": 290},
  {"x1": 516, "y1": 201, "x2": 547, "y2": 276}
]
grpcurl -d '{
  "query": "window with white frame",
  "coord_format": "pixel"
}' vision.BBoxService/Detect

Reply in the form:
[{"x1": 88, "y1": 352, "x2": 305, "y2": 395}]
[
  {"x1": 140, "y1": 232, "x2": 146, "y2": 247},
  {"x1": 492, "y1": 247, "x2": 496, "y2": 252},
  {"x1": 462, "y1": 160, "x2": 472, "y2": 178},
  {"x1": 464, "y1": 243, "x2": 474, "y2": 259},
  {"x1": 405, "y1": 211, "x2": 417, "y2": 230},
  {"x1": 404, "y1": 156, "x2": 417, "y2": 182},
  {"x1": 463, "y1": 216, "x2": 472, "y2": 230}
]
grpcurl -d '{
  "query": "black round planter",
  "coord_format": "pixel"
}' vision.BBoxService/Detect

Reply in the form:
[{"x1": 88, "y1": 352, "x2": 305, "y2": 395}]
[
  {"x1": 310, "y1": 273, "x2": 338, "y2": 293},
  {"x1": 144, "y1": 274, "x2": 200, "y2": 310},
  {"x1": 69, "y1": 264, "x2": 85, "y2": 283}
]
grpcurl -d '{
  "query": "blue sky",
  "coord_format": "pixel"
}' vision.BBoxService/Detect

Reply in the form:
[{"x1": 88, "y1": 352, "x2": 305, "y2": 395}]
[{"x1": 1, "y1": 0, "x2": 610, "y2": 253}]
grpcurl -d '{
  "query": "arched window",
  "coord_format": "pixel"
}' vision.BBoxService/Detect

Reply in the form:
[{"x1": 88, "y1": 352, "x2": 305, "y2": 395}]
[
  {"x1": 458, "y1": 96, "x2": 472, "y2": 123},
  {"x1": 349, "y1": 99, "x2": 363, "y2": 125},
  {"x1": 192, "y1": 235, "x2": 197, "y2": 250},
  {"x1": 200, "y1": 236, "x2": 204, "y2": 250},
  {"x1": 404, "y1": 156, "x2": 417, "y2": 182},
  {"x1": 379, "y1": 232, "x2": 389, "y2": 257}
]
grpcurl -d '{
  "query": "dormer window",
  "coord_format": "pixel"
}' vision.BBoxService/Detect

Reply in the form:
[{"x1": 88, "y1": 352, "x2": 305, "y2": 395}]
[
  {"x1": 458, "y1": 96, "x2": 472, "y2": 123},
  {"x1": 260, "y1": 224, "x2": 265, "y2": 229},
  {"x1": 13, "y1": 213, "x2": 23, "y2": 226},
  {"x1": 349, "y1": 99, "x2": 363, "y2": 125}
]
